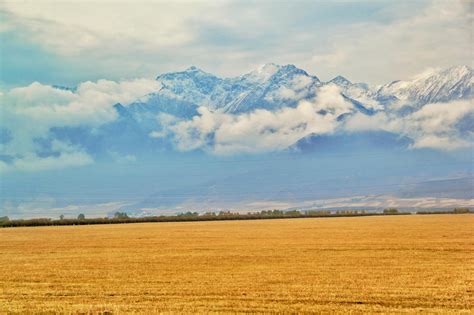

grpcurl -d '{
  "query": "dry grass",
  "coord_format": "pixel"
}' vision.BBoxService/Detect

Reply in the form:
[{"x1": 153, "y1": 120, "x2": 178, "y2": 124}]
[{"x1": 0, "y1": 214, "x2": 472, "y2": 314}]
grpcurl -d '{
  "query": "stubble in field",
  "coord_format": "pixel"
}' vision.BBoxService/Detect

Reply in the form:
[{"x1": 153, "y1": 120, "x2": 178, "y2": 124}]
[{"x1": 0, "y1": 214, "x2": 472, "y2": 313}]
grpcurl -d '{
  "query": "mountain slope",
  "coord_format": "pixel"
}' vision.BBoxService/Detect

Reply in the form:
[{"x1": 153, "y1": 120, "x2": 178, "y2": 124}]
[
  {"x1": 376, "y1": 65, "x2": 473, "y2": 106},
  {"x1": 130, "y1": 64, "x2": 473, "y2": 120},
  {"x1": 326, "y1": 76, "x2": 382, "y2": 111},
  {"x1": 148, "y1": 63, "x2": 323, "y2": 114},
  {"x1": 219, "y1": 63, "x2": 321, "y2": 113}
]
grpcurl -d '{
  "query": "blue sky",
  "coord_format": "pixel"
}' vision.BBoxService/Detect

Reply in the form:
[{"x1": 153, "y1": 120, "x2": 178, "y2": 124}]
[{"x1": 1, "y1": 0, "x2": 470, "y2": 87}]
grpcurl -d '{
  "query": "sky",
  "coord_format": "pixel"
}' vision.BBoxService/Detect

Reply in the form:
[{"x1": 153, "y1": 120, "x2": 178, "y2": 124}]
[
  {"x1": 0, "y1": 0, "x2": 473, "y2": 219},
  {"x1": 0, "y1": 0, "x2": 472, "y2": 87}
]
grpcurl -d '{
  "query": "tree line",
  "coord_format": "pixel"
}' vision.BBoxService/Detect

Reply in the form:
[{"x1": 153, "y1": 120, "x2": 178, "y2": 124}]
[{"x1": 0, "y1": 208, "x2": 469, "y2": 228}]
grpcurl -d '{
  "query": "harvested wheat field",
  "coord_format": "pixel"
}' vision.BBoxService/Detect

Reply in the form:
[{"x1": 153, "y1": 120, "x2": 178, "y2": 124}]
[{"x1": 0, "y1": 214, "x2": 473, "y2": 314}]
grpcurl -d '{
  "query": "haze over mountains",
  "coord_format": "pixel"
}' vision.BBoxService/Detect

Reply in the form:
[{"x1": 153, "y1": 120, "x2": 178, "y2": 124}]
[
  {"x1": 1, "y1": 64, "x2": 473, "y2": 217},
  {"x1": 42, "y1": 63, "x2": 474, "y2": 157}
]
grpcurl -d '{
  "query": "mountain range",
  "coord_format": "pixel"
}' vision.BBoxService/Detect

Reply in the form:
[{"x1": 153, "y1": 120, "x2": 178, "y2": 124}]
[
  {"x1": 54, "y1": 63, "x2": 472, "y2": 157},
  {"x1": 134, "y1": 63, "x2": 472, "y2": 113}
]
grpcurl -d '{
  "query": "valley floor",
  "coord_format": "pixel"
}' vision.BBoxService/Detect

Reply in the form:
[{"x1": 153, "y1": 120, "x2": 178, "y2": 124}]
[{"x1": 0, "y1": 214, "x2": 472, "y2": 313}]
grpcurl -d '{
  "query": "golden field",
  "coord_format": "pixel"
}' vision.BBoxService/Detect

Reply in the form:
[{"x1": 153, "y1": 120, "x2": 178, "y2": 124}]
[{"x1": 0, "y1": 214, "x2": 472, "y2": 314}]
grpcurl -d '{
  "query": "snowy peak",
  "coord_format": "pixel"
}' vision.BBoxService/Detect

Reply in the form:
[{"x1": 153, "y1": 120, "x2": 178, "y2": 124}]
[
  {"x1": 145, "y1": 63, "x2": 324, "y2": 114},
  {"x1": 329, "y1": 75, "x2": 352, "y2": 87},
  {"x1": 138, "y1": 63, "x2": 471, "y2": 118},
  {"x1": 241, "y1": 63, "x2": 318, "y2": 84},
  {"x1": 154, "y1": 66, "x2": 222, "y2": 104},
  {"x1": 156, "y1": 66, "x2": 219, "y2": 82},
  {"x1": 219, "y1": 63, "x2": 321, "y2": 113},
  {"x1": 377, "y1": 65, "x2": 473, "y2": 105},
  {"x1": 440, "y1": 65, "x2": 472, "y2": 78},
  {"x1": 185, "y1": 65, "x2": 201, "y2": 72},
  {"x1": 328, "y1": 76, "x2": 369, "y2": 90},
  {"x1": 244, "y1": 63, "x2": 281, "y2": 82}
]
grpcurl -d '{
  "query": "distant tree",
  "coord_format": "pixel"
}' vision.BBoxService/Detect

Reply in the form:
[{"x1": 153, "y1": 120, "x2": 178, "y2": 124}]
[
  {"x1": 453, "y1": 207, "x2": 470, "y2": 214},
  {"x1": 0, "y1": 216, "x2": 10, "y2": 222},
  {"x1": 177, "y1": 211, "x2": 199, "y2": 217},
  {"x1": 285, "y1": 210, "x2": 302, "y2": 217},
  {"x1": 114, "y1": 212, "x2": 129, "y2": 219},
  {"x1": 77, "y1": 213, "x2": 86, "y2": 220},
  {"x1": 59, "y1": 214, "x2": 65, "y2": 220},
  {"x1": 383, "y1": 208, "x2": 399, "y2": 214}
]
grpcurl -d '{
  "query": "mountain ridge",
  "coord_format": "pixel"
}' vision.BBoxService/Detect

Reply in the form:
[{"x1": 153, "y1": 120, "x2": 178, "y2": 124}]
[
  {"x1": 139, "y1": 63, "x2": 473, "y2": 115},
  {"x1": 42, "y1": 63, "x2": 473, "y2": 158}
]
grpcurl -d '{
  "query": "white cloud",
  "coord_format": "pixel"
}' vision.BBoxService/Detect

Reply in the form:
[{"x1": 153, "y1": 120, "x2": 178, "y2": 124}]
[
  {"x1": 2, "y1": 1, "x2": 471, "y2": 84},
  {"x1": 0, "y1": 78, "x2": 161, "y2": 171},
  {"x1": 1, "y1": 150, "x2": 93, "y2": 173},
  {"x1": 344, "y1": 99, "x2": 474, "y2": 151},
  {"x1": 264, "y1": 75, "x2": 316, "y2": 103},
  {"x1": 264, "y1": 86, "x2": 296, "y2": 102},
  {"x1": 153, "y1": 82, "x2": 473, "y2": 154},
  {"x1": 344, "y1": 112, "x2": 390, "y2": 132},
  {"x1": 409, "y1": 100, "x2": 473, "y2": 134},
  {"x1": 156, "y1": 85, "x2": 354, "y2": 154},
  {"x1": 411, "y1": 135, "x2": 470, "y2": 151},
  {"x1": 307, "y1": 0, "x2": 472, "y2": 84},
  {"x1": 1, "y1": 1, "x2": 199, "y2": 55}
]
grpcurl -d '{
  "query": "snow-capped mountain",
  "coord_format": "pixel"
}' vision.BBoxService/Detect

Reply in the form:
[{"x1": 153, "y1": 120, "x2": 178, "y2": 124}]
[
  {"x1": 219, "y1": 63, "x2": 321, "y2": 113},
  {"x1": 135, "y1": 63, "x2": 322, "y2": 116},
  {"x1": 131, "y1": 63, "x2": 473, "y2": 121},
  {"x1": 111, "y1": 63, "x2": 472, "y2": 143},
  {"x1": 376, "y1": 65, "x2": 473, "y2": 106},
  {"x1": 48, "y1": 63, "x2": 473, "y2": 157}
]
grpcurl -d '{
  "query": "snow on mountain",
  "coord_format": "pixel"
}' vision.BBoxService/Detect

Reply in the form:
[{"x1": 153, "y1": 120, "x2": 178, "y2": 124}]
[
  {"x1": 243, "y1": 63, "x2": 281, "y2": 83},
  {"x1": 31, "y1": 64, "x2": 473, "y2": 159},
  {"x1": 376, "y1": 65, "x2": 473, "y2": 106},
  {"x1": 119, "y1": 63, "x2": 472, "y2": 140},
  {"x1": 220, "y1": 64, "x2": 321, "y2": 113},
  {"x1": 326, "y1": 76, "x2": 382, "y2": 111},
  {"x1": 328, "y1": 75, "x2": 352, "y2": 87},
  {"x1": 154, "y1": 66, "x2": 224, "y2": 106},
  {"x1": 138, "y1": 63, "x2": 322, "y2": 115}
]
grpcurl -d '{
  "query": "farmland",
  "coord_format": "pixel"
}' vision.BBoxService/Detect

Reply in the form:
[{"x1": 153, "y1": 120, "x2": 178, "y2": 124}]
[{"x1": 0, "y1": 214, "x2": 472, "y2": 313}]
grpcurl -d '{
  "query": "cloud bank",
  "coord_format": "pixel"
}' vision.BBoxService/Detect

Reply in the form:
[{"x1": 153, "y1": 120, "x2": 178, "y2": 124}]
[
  {"x1": 153, "y1": 85, "x2": 353, "y2": 154},
  {"x1": 345, "y1": 99, "x2": 474, "y2": 150},
  {"x1": 1, "y1": 72, "x2": 472, "y2": 172},
  {"x1": 1, "y1": 0, "x2": 471, "y2": 85},
  {"x1": 0, "y1": 79, "x2": 161, "y2": 171}
]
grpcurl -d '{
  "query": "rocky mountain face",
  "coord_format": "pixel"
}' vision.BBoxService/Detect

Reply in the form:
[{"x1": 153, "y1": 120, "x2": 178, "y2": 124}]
[
  {"x1": 124, "y1": 63, "x2": 472, "y2": 119},
  {"x1": 128, "y1": 63, "x2": 323, "y2": 117}
]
